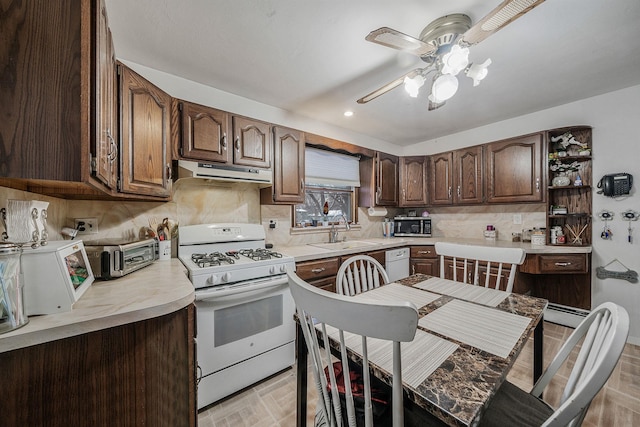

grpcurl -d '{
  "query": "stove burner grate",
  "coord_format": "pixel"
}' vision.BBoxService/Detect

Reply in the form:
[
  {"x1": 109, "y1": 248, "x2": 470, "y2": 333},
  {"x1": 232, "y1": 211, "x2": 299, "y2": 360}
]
[
  {"x1": 191, "y1": 252, "x2": 236, "y2": 268},
  {"x1": 238, "y1": 248, "x2": 283, "y2": 261}
]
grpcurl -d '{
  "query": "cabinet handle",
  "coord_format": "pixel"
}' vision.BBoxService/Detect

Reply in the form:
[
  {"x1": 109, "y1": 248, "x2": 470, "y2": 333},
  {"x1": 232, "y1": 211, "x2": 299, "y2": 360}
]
[
  {"x1": 402, "y1": 188, "x2": 406, "y2": 200},
  {"x1": 221, "y1": 133, "x2": 227, "y2": 149},
  {"x1": 300, "y1": 179, "x2": 304, "y2": 190},
  {"x1": 554, "y1": 262, "x2": 572, "y2": 267},
  {"x1": 235, "y1": 136, "x2": 240, "y2": 151},
  {"x1": 457, "y1": 185, "x2": 461, "y2": 197},
  {"x1": 166, "y1": 163, "x2": 172, "y2": 181},
  {"x1": 411, "y1": 264, "x2": 415, "y2": 275},
  {"x1": 536, "y1": 178, "x2": 540, "y2": 192},
  {"x1": 106, "y1": 129, "x2": 117, "y2": 161},
  {"x1": 376, "y1": 187, "x2": 381, "y2": 199},
  {"x1": 311, "y1": 268, "x2": 326, "y2": 274},
  {"x1": 448, "y1": 186, "x2": 452, "y2": 198},
  {"x1": 418, "y1": 250, "x2": 431, "y2": 254}
]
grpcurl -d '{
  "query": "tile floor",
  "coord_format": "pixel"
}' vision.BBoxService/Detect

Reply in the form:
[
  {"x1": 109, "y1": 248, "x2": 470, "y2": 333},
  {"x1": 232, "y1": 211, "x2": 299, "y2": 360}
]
[{"x1": 198, "y1": 322, "x2": 640, "y2": 426}]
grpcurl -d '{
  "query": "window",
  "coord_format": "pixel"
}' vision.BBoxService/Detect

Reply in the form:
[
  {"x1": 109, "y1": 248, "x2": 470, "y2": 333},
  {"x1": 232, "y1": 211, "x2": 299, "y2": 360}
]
[{"x1": 294, "y1": 148, "x2": 360, "y2": 227}]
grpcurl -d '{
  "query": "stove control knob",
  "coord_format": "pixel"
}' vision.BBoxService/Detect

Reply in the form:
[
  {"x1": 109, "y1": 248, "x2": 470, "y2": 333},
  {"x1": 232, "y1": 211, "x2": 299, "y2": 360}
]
[
  {"x1": 269, "y1": 266, "x2": 277, "y2": 274},
  {"x1": 206, "y1": 275, "x2": 217, "y2": 285},
  {"x1": 222, "y1": 272, "x2": 231, "y2": 282},
  {"x1": 279, "y1": 265, "x2": 287, "y2": 273}
]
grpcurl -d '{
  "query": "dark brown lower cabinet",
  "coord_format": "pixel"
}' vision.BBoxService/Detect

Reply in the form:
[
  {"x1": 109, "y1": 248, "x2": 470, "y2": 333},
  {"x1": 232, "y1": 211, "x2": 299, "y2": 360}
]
[
  {"x1": 516, "y1": 253, "x2": 591, "y2": 309},
  {"x1": 0, "y1": 305, "x2": 196, "y2": 427}
]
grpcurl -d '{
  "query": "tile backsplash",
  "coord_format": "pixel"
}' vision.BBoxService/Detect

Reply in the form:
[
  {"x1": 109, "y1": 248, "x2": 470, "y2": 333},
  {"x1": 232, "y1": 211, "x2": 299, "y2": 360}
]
[{"x1": 1, "y1": 183, "x2": 546, "y2": 250}]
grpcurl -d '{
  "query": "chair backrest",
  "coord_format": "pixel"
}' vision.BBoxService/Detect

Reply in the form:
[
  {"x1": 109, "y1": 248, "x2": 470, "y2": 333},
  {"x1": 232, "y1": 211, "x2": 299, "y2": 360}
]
[
  {"x1": 336, "y1": 255, "x2": 390, "y2": 296},
  {"x1": 532, "y1": 302, "x2": 629, "y2": 427},
  {"x1": 288, "y1": 270, "x2": 418, "y2": 427},
  {"x1": 434, "y1": 242, "x2": 526, "y2": 292}
]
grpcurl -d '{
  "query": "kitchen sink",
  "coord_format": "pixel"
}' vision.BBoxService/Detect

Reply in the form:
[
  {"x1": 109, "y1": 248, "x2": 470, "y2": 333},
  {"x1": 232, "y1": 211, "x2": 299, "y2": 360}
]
[{"x1": 308, "y1": 240, "x2": 378, "y2": 250}]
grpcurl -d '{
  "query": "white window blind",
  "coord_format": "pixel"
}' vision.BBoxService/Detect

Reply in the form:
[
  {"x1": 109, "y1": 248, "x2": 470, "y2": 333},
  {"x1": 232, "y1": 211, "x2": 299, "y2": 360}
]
[{"x1": 305, "y1": 147, "x2": 360, "y2": 187}]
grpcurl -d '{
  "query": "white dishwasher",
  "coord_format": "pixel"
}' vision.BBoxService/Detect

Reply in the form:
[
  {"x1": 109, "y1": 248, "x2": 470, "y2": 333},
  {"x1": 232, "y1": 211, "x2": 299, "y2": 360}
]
[{"x1": 385, "y1": 247, "x2": 410, "y2": 282}]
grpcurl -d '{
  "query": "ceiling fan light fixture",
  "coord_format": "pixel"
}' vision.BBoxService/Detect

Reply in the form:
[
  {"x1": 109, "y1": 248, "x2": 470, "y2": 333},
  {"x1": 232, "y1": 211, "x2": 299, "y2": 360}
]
[
  {"x1": 429, "y1": 74, "x2": 458, "y2": 103},
  {"x1": 440, "y1": 45, "x2": 470, "y2": 76},
  {"x1": 465, "y1": 58, "x2": 492, "y2": 86},
  {"x1": 403, "y1": 74, "x2": 425, "y2": 98}
]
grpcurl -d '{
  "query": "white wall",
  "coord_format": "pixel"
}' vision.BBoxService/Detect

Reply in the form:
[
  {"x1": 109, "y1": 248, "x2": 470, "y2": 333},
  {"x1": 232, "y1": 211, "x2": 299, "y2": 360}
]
[{"x1": 406, "y1": 85, "x2": 640, "y2": 344}]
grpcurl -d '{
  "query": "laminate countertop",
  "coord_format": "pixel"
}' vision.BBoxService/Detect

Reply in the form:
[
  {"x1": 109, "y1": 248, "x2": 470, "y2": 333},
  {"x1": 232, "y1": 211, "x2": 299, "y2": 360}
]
[
  {"x1": 0, "y1": 259, "x2": 194, "y2": 353},
  {"x1": 278, "y1": 236, "x2": 591, "y2": 262}
]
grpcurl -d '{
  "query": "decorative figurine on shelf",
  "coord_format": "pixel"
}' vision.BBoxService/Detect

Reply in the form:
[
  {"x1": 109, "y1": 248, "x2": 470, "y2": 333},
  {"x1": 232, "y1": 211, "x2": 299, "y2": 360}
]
[
  {"x1": 574, "y1": 174, "x2": 583, "y2": 186},
  {"x1": 551, "y1": 132, "x2": 589, "y2": 151}
]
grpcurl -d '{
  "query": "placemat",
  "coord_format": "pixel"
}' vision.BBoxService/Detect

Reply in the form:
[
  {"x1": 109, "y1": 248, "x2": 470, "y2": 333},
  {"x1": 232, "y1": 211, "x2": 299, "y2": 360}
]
[
  {"x1": 322, "y1": 325, "x2": 458, "y2": 388},
  {"x1": 413, "y1": 277, "x2": 509, "y2": 307},
  {"x1": 353, "y1": 282, "x2": 440, "y2": 309},
  {"x1": 418, "y1": 299, "x2": 531, "y2": 358}
]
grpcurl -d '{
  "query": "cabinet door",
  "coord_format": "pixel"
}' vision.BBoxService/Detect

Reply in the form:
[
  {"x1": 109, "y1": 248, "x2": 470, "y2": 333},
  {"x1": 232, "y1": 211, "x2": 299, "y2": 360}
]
[
  {"x1": 376, "y1": 152, "x2": 399, "y2": 206},
  {"x1": 485, "y1": 133, "x2": 543, "y2": 203},
  {"x1": 272, "y1": 126, "x2": 305, "y2": 203},
  {"x1": 429, "y1": 152, "x2": 453, "y2": 205},
  {"x1": 179, "y1": 101, "x2": 230, "y2": 163},
  {"x1": 410, "y1": 259, "x2": 439, "y2": 276},
  {"x1": 119, "y1": 65, "x2": 172, "y2": 198},
  {"x1": 454, "y1": 146, "x2": 483, "y2": 204},
  {"x1": 232, "y1": 116, "x2": 271, "y2": 168},
  {"x1": 399, "y1": 156, "x2": 428, "y2": 206},
  {"x1": 93, "y1": 0, "x2": 118, "y2": 189}
]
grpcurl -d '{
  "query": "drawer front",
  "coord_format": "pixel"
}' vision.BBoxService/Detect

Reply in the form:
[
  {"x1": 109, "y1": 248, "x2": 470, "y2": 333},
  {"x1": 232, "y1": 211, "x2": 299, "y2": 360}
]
[
  {"x1": 539, "y1": 254, "x2": 588, "y2": 273},
  {"x1": 296, "y1": 257, "x2": 340, "y2": 280},
  {"x1": 308, "y1": 276, "x2": 336, "y2": 293},
  {"x1": 410, "y1": 246, "x2": 437, "y2": 259}
]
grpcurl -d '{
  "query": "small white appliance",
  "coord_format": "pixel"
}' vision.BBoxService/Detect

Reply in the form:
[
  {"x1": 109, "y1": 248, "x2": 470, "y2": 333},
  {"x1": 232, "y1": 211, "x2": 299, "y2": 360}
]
[
  {"x1": 21, "y1": 240, "x2": 94, "y2": 315},
  {"x1": 178, "y1": 223, "x2": 296, "y2": 409},
  {"x1": 385, "y1": 247, "x2": 410, "y2": 282}
]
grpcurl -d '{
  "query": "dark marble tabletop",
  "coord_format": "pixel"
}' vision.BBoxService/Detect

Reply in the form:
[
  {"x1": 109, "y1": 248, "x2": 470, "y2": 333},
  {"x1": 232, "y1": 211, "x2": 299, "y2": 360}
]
[{"x1": 319, "y1": 274, "x2": 548, "y2": 427}]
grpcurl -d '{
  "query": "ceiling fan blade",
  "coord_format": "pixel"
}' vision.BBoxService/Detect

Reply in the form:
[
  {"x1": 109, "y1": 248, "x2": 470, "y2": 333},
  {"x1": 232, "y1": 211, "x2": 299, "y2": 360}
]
[
  {"x1": 365, "y1": 27, "x2": 437, "y2": 57},
  {"x1": 461, "y1": 0, "x2": 546, "y2": 46},
  {"x1": 357, "y1": 68, "x2": 424, "y2": 104}
]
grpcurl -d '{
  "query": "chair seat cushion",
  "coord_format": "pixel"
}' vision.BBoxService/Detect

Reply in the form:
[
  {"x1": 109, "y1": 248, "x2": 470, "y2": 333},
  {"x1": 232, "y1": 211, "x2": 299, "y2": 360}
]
[{"x1": 479, "y1": 380, "x2": 554, "y2": 427}]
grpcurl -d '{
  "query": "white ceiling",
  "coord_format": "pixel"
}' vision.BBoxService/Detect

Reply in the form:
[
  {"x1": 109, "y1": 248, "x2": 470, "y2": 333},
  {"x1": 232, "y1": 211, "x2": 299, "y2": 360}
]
[{"x1": 105, "y1": 0, "x2": 640, "y2": 147}]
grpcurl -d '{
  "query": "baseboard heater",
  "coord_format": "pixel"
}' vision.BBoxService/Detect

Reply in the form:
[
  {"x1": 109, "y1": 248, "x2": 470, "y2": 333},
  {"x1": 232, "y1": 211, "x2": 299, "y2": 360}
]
[{"x1": 544, "y1": 303, "x2": 590, "y2": 328}]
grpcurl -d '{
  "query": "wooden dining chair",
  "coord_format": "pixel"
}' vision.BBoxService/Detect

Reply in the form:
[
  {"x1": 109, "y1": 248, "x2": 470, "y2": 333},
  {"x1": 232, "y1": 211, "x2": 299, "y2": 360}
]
[
  {"x1": 479, "y1": 302, "x2": 629, "y2": 427},
  {"x1": 434, "y1": 242, "x2": 526, "y2": 292},
  {"x1": 336, "y1": 255, "x2": 389, "y2": 296},
  {"x1": 288, "y1": 270, "x2": 419, "y2": 427}
]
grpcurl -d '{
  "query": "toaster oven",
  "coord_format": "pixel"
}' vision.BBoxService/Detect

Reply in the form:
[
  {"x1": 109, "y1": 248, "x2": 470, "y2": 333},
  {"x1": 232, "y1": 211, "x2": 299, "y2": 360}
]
[
  {"x1": 393, "y1": 216, "x2": 432, "y2": 237},
  {"x1": 84, "y1": 238, "x2": 157, "y2": 279}
]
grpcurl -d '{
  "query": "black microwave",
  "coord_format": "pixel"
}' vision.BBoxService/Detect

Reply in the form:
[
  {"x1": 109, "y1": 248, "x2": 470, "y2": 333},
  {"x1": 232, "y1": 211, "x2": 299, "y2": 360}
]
[{"x1": 393, "y1": 216, "x2": 432, "y2": 237}]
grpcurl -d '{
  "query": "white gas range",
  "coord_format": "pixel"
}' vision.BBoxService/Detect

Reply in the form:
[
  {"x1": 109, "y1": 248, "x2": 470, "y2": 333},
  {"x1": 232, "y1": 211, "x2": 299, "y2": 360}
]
[{"x1": 178, "y1": 223, "x2": 296, "y2": 410}]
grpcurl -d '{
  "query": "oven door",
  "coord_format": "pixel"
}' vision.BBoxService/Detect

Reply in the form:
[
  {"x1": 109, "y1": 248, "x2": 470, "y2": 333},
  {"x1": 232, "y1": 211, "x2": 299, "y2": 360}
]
[{"x1": 194, "y1": 275, "x2": 295, "y2": 377}]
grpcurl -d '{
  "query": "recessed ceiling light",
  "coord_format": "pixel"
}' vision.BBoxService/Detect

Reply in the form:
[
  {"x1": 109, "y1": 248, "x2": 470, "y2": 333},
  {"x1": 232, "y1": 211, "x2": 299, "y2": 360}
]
[{"x1": 344, "y1": 111, "x2": 354, "y2": 117}]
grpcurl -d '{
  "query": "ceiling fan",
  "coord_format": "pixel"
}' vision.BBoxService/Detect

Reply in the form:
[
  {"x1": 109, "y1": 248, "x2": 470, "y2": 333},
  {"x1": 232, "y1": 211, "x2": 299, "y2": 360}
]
[{"x1": 357, "y1": 0, "x2": 546, "y2": 110}]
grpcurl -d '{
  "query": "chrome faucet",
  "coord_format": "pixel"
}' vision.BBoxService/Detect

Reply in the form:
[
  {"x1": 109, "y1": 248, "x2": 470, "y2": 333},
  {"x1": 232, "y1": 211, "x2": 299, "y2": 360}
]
[{"x1": 329, "y1": 214, "x2": 350, "y2": 243}]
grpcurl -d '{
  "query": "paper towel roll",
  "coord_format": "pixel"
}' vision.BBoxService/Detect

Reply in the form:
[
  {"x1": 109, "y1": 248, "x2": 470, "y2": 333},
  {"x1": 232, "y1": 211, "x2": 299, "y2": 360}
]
[{"x1": 367, "y1": 207, "x2": 388, "y2": 217}]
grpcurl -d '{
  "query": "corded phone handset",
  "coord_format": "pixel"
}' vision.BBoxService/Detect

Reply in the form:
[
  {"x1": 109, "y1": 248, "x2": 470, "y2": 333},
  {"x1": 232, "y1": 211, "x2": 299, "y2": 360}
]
[{"x1": 597, "y1": 173, "x2": 633, "y2": 197}]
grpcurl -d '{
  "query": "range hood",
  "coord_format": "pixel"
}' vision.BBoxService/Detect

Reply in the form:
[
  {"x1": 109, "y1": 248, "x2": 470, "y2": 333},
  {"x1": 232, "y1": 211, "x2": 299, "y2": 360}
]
[{"x1": 177, "y1": 160, "x2": 272, "y2": 187}]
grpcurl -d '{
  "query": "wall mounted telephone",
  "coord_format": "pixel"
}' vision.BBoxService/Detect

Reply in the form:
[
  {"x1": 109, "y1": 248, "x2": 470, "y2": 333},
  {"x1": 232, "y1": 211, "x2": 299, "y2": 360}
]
[{"x1": 597, "y1": 173, "x2": 633, "y2": 197}]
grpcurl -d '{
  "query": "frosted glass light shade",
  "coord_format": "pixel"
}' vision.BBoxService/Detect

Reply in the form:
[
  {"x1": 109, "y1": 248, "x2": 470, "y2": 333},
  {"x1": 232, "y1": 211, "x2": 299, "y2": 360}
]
[
  {"x1": 403, "y1": 75, "x2": 425, "y2": 98},
  {"x1": 441, "y1": 45, "x2": 470, "y2": 76},
  {"x1": 466, "y1": 58, "x2": 492, "y2": 86},
  {"x1": 429, "y1": 74, "x2": 459, "y2": 103}
]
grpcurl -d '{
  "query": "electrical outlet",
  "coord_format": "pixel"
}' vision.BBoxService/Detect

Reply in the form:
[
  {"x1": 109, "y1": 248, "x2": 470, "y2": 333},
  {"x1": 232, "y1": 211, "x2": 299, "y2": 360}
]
[
  {"x1": 268, "y1": 219, "x2": 278, "y2": 229},
  {"x1": 74, "y1": 217, "x2": 99, "y2": 234},
  {"x1": 513, "y1": 214, "x2": 523, "y2": 225}
]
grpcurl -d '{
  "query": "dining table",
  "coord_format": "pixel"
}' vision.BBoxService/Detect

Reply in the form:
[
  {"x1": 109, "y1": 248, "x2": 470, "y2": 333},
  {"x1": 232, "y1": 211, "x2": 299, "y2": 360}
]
[{"x1": 295, "y1": 273, "x2": 548, "y2": 427}]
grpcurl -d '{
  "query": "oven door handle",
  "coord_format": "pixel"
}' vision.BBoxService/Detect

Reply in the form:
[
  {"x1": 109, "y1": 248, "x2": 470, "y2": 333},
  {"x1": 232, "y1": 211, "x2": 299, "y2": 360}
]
[{"x1": 195, "y1": 275, "x2": 288, "y2": 301}]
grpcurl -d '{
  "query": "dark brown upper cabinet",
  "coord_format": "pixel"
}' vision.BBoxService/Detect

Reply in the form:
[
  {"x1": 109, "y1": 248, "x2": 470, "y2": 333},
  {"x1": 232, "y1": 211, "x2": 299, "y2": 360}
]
[
  {"x1": 232, "y1": 116, "x2": 271, "y2": 169},
  {"x1": 485, "y1": 133, "x2": 544, "y2": 203},
  {"x1": 118, "y1": 64, "x2": 172, "y2": 198},
  {"x1": 359, "y1": 152, "x2": 399, "y2": 207},
  {"x1": 429, "y1": 146, "x2": 483, "y2": 205},
  {"x1": 399, "y1": 156, "x2": 428, "y2": 207},
  {"x1": 261, "y1": 126, "x2": 305, "y2": 204},
  {"x1": 178, "y1": 101, "x2": 231, "y2": 164}
]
